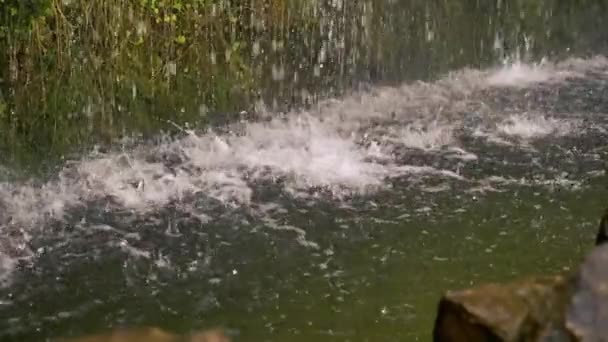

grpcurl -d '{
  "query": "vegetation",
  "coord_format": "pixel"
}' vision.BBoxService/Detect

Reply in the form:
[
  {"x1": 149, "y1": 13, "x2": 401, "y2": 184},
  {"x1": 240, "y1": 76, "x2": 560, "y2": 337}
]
[
  {"x1": 0, "y1": 0, "x2": 320, "y2": 169},
  {"x1": 0, "y1": 0, "x2": 606, "y2": 170}
]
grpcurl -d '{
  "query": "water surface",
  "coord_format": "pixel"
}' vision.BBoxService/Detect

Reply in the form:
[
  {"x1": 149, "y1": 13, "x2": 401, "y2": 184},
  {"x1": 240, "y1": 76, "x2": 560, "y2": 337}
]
[{"x1": 1, "y1": 1, "x2": 608, "y2": 341}]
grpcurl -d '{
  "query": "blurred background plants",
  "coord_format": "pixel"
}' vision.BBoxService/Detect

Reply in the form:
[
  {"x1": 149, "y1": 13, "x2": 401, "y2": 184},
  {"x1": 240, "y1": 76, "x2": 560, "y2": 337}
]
[{"x1": 0, "y1": 0, "x2": 605, "y2": 172}]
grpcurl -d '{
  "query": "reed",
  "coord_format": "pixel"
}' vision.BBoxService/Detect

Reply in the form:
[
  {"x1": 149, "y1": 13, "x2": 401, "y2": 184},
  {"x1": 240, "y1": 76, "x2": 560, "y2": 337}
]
[
  {"x1": 0, "y1": 0, "x2": 602, "y2": 171},
  {"x1": 0, "y1": 0, "x2": 317, "y2": 167}
]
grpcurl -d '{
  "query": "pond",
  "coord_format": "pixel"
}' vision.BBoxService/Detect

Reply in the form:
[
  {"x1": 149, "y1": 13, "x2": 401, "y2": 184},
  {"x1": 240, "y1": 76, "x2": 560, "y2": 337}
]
[{"x1": 0, "y1": 1, "x2": 607, "y2": 341}]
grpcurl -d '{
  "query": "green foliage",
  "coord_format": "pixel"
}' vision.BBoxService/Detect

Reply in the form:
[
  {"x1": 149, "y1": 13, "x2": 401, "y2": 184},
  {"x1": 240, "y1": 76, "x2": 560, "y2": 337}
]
[
  {"x1": 0, "y1": 0, "x2": 606, "y2": 171},
  {"x1": 0, "y1": 96, "x2": 6, "y2": 118},
  {"x1": 0, "y1": 0, "x2": 52, "y2": 36}
]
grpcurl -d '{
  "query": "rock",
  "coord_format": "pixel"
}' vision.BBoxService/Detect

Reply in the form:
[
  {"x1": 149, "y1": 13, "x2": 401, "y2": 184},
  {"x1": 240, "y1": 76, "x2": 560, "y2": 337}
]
[
  {"x1": 433, "y1": 276, "x2": 574, "y2": 341},
  {"x1": 433, "y1": 210, "x2": 608, "y2": 341},
  {"x1": 594, "y1": 208, "x2": 608, "y2": 246},
  {"x1": 566, "y1": 244, "x2": 608, "y2": 341},
  {"x1": 188, "y1": 329, "x2": 231, "y2": 342},
  {"x1": 56, "y1": 327, "x2": 230, "y2": 342}
]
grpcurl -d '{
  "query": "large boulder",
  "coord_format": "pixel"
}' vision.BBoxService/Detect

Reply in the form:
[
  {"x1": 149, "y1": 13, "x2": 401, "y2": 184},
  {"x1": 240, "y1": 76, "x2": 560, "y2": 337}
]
[
  {"x1": 433, "y1": 208, "x2": 608, "y2": 342},
  {"x1": 432, "y1": 276, "x2": 574, "y2": 341},
  {"x1": 566, "y1": 243, "x2": 608, "y2": 341}
]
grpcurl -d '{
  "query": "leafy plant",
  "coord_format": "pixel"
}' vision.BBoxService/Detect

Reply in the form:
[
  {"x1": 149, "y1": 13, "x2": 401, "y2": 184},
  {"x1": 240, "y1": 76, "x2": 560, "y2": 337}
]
[{"x1": 0, "y1": 0, "x2": 52, "y2": 36}]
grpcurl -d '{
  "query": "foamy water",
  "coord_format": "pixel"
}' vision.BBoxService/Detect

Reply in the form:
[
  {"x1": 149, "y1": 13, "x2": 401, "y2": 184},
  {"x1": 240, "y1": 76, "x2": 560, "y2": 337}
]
[
  {"x1": 471, "y1": 113, "x2": 577, "y2": 146},
  {"x1": 486, "y1": 61, "x2": 562, "y2": 87},
  {"x1": 387, "y1": 121, "x2": 455, "y2": 151},
  {"x1": 496, "y1": 114, "x2": 575, "y2": 139},
  {"x1": 485, "y1": 56, "x2": 608, "y2": 87},
  {"x1": 1, "y1": 56, "x2": 607, "y2": 285}
]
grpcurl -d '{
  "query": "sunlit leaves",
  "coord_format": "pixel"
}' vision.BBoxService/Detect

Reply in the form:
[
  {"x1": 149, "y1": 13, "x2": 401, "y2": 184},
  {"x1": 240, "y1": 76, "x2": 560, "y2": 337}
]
[{"x1": 175, "y1": 34, "x2": 186, "y2": 44}]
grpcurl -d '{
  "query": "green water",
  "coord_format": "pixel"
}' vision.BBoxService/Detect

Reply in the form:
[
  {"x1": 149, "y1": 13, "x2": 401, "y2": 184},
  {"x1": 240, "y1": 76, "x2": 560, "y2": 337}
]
[
  {"x1": 0, "y1": 1, "x2": 608, "y2": 341},
  {"x1": 203, "y1": 188, "x2": 604, "y2": 341}
]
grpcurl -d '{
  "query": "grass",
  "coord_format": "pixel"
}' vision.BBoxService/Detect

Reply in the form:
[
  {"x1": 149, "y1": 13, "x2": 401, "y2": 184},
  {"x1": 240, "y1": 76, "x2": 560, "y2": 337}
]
[{"x1": 0, "y1": 0, "x2": 604, "y2": 171}]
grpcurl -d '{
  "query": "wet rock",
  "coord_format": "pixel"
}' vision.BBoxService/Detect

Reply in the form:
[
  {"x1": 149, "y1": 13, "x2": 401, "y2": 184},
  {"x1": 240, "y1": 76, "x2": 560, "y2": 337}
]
[
  {"x1": 594, "y1": 208, "x2": 608, "y2": 245},
  {"x1": 57, "y1": 327, "x2": 230, "y2": 342},
  {"x1": 433, "y1": 276, "x2": 574, "y2": 341},
  {"x1": 566, "y1": 244, "x2": 608, "y2": 341},
  {"x1": 434, "y1": 210, "x2": 608, "y2": 341}
]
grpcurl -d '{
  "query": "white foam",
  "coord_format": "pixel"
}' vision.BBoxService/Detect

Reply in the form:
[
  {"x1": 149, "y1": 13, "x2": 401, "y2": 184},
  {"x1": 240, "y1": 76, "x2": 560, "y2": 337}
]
[
  {"x1": 496, "y1": 114, "x2": 574, "y2": 139},
  {"x1": 485, "y1": 56, "x2": 608, "y2": 87},
  {"x1": 445, "y1": 147, "x2": 478, "y2": 161},
  {"x1": 262, "y1": 217, "x2": 319, "y2": 249},
  {"x1": 0, "y1": 252, "x2": 17, "y2": 286},
  {"x1": 114, "y1": 239, "x2": 151, "y2": 259},
  {"x1": 392, "y1": 165, "x2": 465, "y2": 180},
  {"x1": 221, "y1": 116, "x2": 389, "y2": 192},
  {"x1": 486, "y1": 62, "x2": 562, "y2": 87},
  {"x1": 472, "y1": 127, "x2": 514, "y2": 146},
  {"x1": 421, "y1": 184, "x2": 451, "y2": 193},
  {"x1": 477, "y1": 174, "x2": 584, "y2": 192},
  {"x1": 0, "y1": 114, "x2": 395, "y2": 230},
  {"x1": 0, "y1": 226, "x2": 35, "y2": 287},
  {"x1": 393, "y1": 121, "x2": 454, "y2": 151}
]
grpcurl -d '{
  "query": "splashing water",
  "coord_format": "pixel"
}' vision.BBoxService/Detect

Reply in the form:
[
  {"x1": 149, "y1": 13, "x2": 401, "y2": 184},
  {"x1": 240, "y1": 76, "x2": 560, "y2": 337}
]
[
  {"x1": 0, "y1": 56, "x2": 607, "y2": 287},
  {"x1": 486, "y1": 61, "x2": 563, "y2": 87},
  {"x1": 496, "y1": 114, "x2": 575, "y2": 139},
  {"x1": 484, "y1": 57, "x2": 608, "y2": 87}
]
